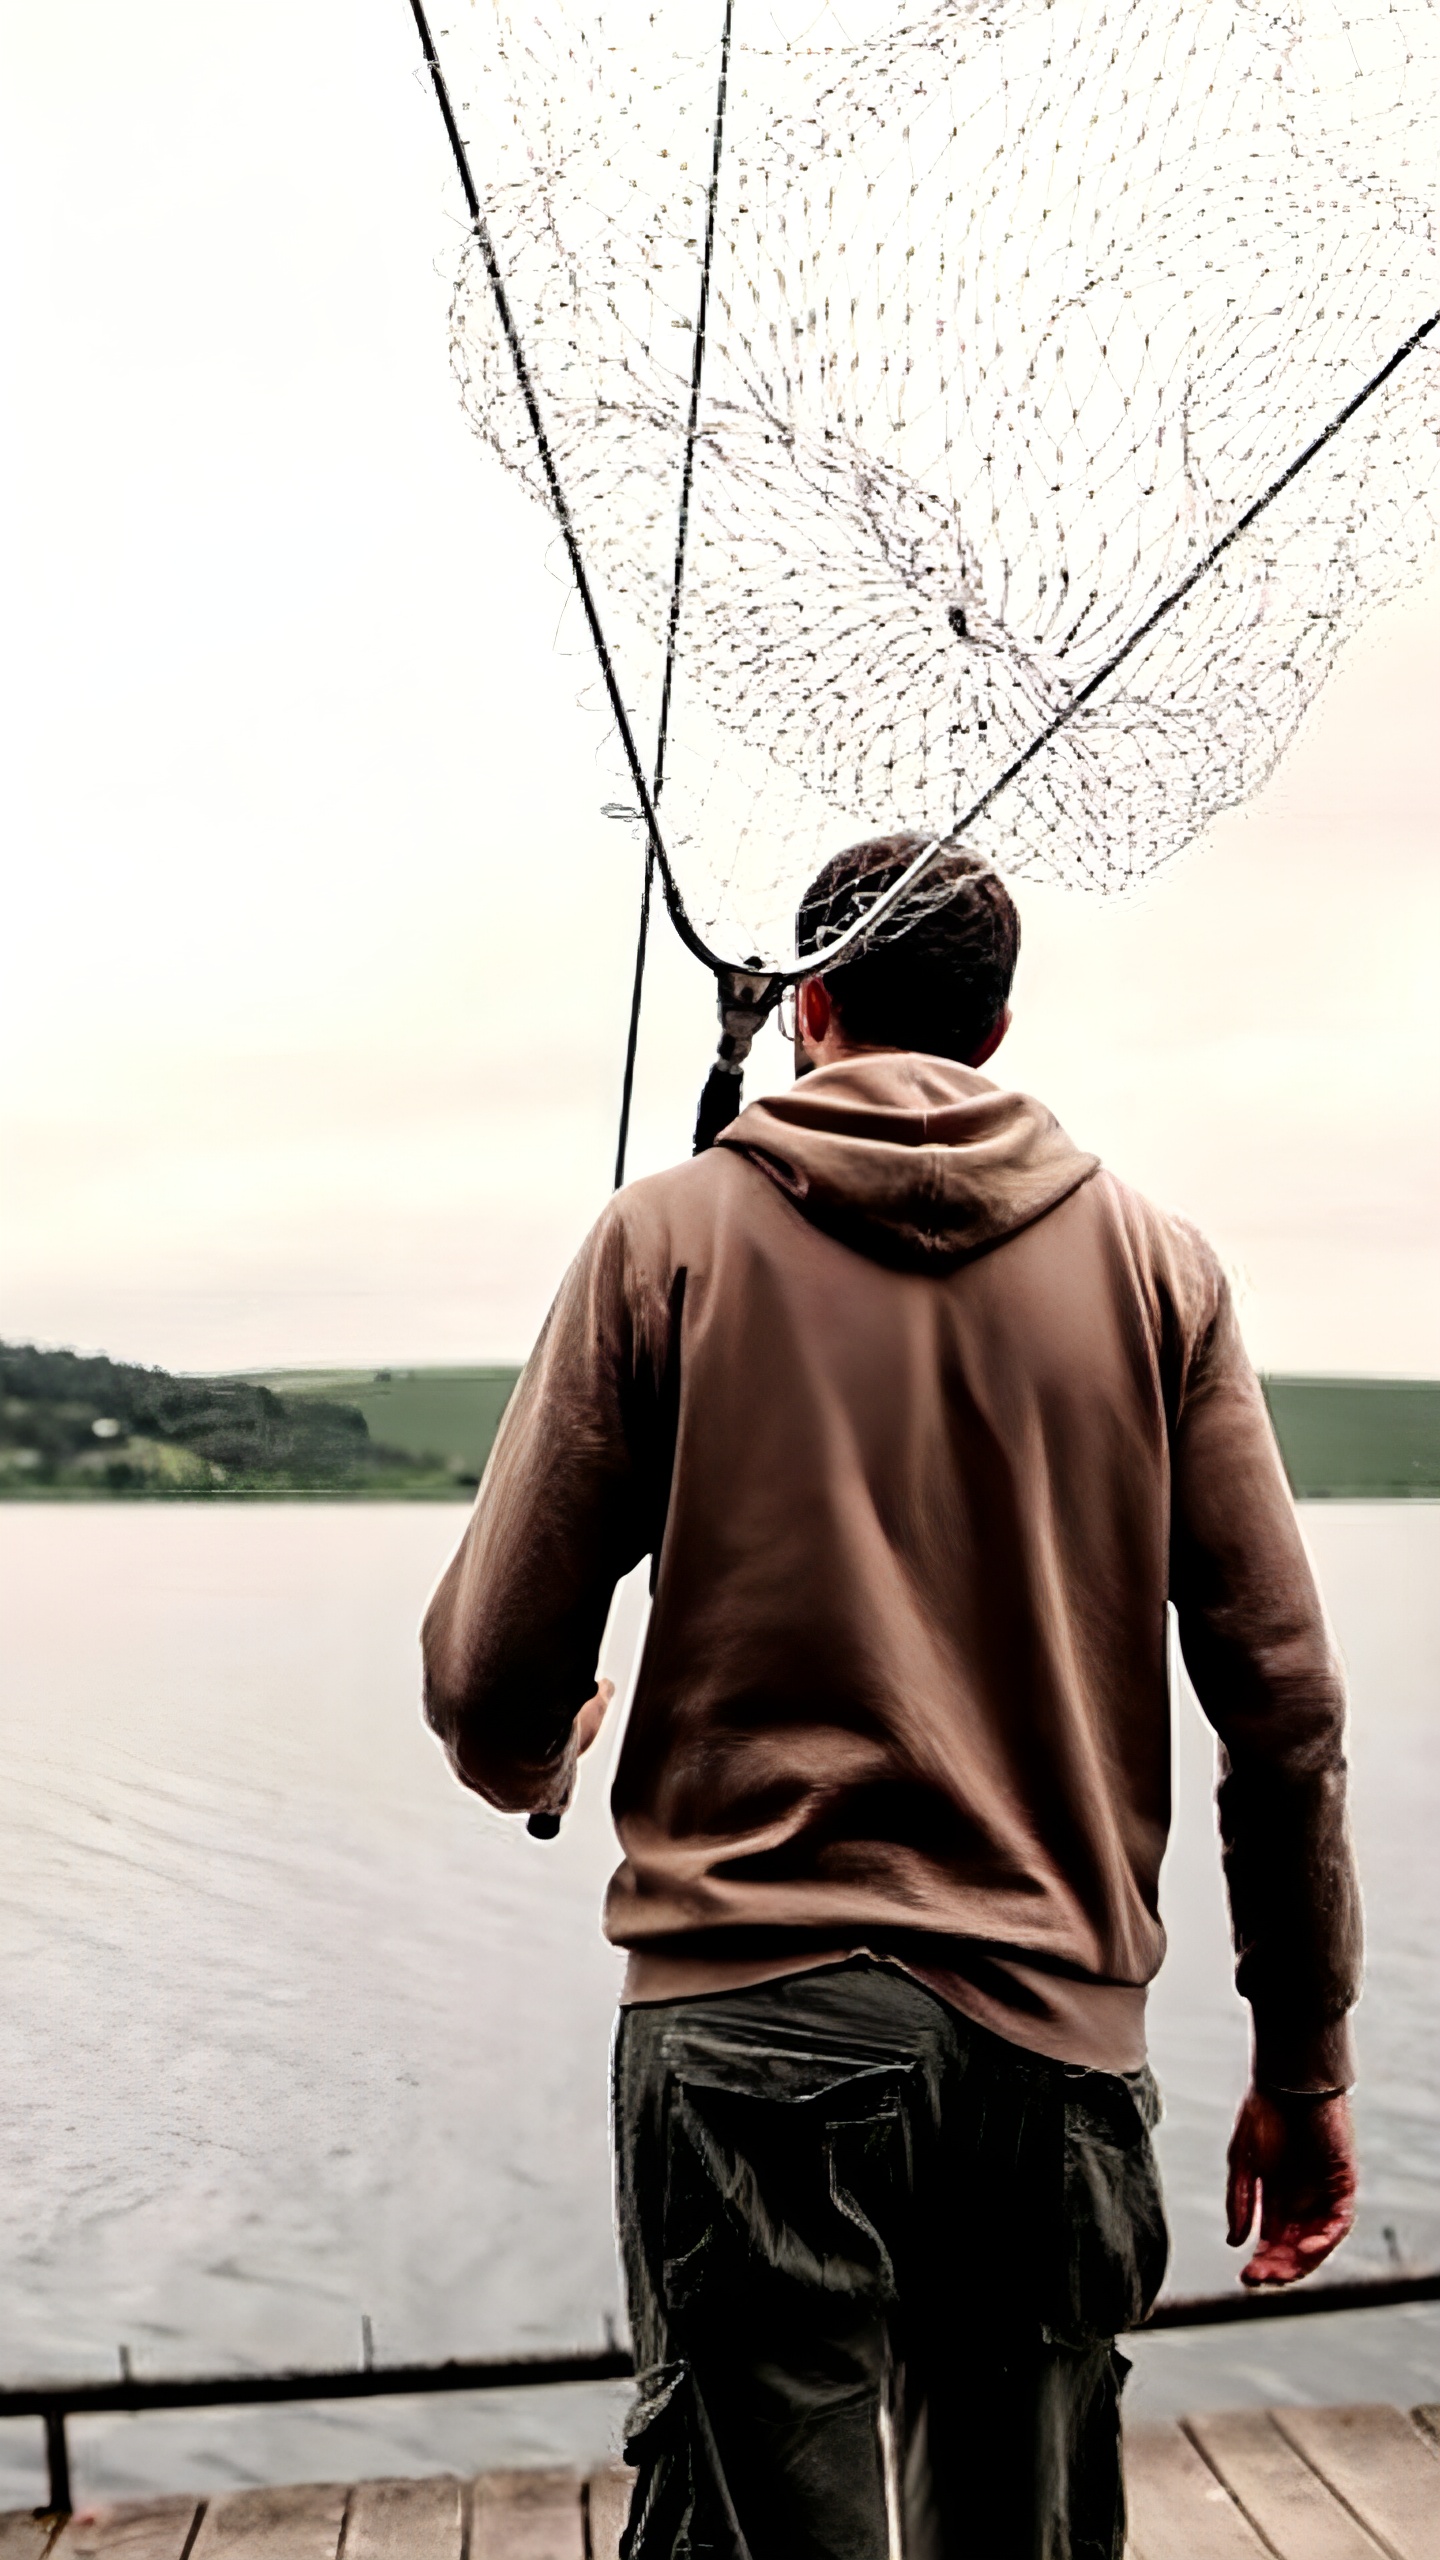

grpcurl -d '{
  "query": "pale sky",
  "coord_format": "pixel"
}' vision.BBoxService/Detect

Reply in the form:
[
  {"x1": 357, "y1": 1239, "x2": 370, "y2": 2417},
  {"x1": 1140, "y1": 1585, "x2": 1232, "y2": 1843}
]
[{"x1": 2, "y1": 0, "x2": 1437, "y2": 1378}]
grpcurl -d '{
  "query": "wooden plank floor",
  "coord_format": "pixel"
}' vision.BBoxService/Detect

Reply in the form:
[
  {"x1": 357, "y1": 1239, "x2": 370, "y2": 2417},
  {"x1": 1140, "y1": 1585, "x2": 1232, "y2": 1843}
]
[
  {"x1": 1125, "y1": 2406, "x2": 1439, "y2": 2560},
  {"x1": 1, "y1": 2407, "x2": 1434, "y2": 2560}
]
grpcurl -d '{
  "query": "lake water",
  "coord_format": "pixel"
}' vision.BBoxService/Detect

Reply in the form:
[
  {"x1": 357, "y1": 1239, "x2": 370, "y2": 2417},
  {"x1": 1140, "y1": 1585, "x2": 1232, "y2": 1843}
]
[{"x1": 1, "y1": 1503, "x2": 1436, "y2": 2505}]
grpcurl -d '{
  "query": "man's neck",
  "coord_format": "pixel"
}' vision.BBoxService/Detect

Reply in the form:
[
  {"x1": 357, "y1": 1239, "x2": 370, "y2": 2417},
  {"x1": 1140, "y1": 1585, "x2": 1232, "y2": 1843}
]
[{"x1": 799, "y1": 1034, "x2": 903, "y2": 1073}]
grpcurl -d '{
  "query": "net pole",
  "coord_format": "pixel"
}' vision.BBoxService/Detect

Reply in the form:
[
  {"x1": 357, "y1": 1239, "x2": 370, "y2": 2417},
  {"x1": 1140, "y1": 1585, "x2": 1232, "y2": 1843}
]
[
  {"x1": 612, "y1": 847, "x2": 655, "y2": 1189},
  {"x1": 613, "y1": 0, "x2": 737, "y2": 1191},
  {"x1": 403, "y1": 0, "x2": 732, "y2": 985},
  {"x1": 653, "y1": 0, "x2": 736, "y2": 806}
]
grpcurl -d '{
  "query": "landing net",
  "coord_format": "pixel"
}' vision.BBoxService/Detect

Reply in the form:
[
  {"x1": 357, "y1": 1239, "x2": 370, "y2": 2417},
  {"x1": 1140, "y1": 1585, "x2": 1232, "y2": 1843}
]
[{"x1": 439, "y1": 0, "x2": 1440, "y2": 971}]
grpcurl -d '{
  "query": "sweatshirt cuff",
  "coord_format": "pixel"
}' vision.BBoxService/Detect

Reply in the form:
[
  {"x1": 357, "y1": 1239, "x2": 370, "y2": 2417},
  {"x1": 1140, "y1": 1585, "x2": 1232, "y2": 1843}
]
[
  {"x1": 447, "y1": 1716, "x2": 579, "y2": 1816},
  {"x1": 524, "y1": 1721, "x2": 582, "y2": 1818},
  {"x1": 1250, "y1": 2008, "x2": 1356, "y2": 2097}
]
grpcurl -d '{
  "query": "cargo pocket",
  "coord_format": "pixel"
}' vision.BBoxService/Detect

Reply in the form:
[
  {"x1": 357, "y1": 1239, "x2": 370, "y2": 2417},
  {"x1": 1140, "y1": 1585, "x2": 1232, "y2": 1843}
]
[
  {"x1": 621, "y1": 2358, "x2": 754, "y2": 2560},
  {"x1": 660, "y1": 2063, "x2": 912, "y2": 2323},
  {"x1": 1050, "y1": 2066, "x2": 1168, "y2": 2347}
]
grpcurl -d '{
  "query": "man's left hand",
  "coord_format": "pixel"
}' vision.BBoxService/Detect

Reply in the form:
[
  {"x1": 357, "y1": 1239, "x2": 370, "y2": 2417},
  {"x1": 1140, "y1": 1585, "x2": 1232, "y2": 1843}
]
[{"x1": 1226, "y1": 2087, "x2": 1357, "y2": 2286}]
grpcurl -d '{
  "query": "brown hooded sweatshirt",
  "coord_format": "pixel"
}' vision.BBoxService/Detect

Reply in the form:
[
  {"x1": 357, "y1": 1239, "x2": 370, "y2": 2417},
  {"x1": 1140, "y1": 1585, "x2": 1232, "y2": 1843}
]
[{"x1": 423, "y1": 1053, "x2": 1360, "y2": 2093}]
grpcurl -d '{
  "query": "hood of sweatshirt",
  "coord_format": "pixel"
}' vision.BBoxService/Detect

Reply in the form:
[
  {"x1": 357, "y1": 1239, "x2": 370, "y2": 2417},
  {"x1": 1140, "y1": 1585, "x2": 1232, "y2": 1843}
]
[{"x1": 716, "y1": 1051, "x2": 1099, "y2": 1272}]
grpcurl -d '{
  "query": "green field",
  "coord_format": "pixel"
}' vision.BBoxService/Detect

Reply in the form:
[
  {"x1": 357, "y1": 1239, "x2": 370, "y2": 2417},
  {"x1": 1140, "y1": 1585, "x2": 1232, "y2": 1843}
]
[
  {"x1": 255, "y1": 1368, "x2": 520, "y2": 1480},
  {"x1": 1261, "y1": 1376, "x2": 1440, "y2": 1499}
]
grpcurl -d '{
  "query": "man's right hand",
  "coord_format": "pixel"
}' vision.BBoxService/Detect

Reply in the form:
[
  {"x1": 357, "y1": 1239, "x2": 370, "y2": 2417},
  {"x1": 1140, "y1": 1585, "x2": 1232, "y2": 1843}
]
[{"x1": 1226, "y1": 2086, "x2": 1357, "y2": 2286}]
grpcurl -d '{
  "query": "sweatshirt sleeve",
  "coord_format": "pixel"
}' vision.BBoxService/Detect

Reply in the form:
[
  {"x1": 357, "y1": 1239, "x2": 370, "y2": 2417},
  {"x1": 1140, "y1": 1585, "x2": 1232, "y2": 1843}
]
[
  {"x1": 421, "y1": 1205, "x2": 654, "y2": 1814},
  {"x1": 1168, "y1": 1257, "x2": 1363, "y2": 2095}
]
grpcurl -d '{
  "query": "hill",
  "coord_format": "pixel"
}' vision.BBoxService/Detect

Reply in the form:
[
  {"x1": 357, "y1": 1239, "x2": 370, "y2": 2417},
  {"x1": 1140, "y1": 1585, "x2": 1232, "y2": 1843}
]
[{"x1": 0, "y1": 1344, "x2": 472, "y2": 1498}]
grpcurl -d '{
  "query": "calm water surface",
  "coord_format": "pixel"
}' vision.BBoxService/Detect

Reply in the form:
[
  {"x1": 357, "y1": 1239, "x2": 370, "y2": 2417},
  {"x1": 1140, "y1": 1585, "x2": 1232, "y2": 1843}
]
[{"x1": 0, "y1": 1503, "x2": 1436, "y2": 2502}]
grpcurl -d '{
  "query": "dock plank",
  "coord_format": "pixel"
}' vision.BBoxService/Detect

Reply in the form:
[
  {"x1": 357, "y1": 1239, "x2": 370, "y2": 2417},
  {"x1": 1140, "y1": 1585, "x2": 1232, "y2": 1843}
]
[
  {"x1": 187, "y1": 2485, "x2": 346, "y2": 2560},
  {"x1": 469, "y1": 2473, "x2": 582, "y2": 2560},
  {"x1": 3, "y1": 2401, "x2": 1433, "y2": 2560},
  {"x1": 583, "y1": 2470, "x2": 633, "y2": 2560},
  {"x1": 345, "y1": 2479, "x2": 462, "y2": 2560},
  {"x1": 1124, "y1": 2421, "x2": 1270, "y2": 2559},
  {"x1": 1186, "y1": 2411, "x2": 1385, "y2": 2559},
  {"x1": 0, "y1": 2519, "x2": 62, "y2": 2560},
  {"x1": 50, "y1": 2504, "x2": 202, "y2": 2560},
  {"x1": 1274, "y1": 2407, "x2": 1440, "y2": 2560}
]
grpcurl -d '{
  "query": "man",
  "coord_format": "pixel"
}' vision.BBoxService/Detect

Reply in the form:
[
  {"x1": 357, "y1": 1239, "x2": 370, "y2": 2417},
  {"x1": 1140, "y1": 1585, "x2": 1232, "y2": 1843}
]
[{"x1": 422, "y1": 834, "x2": 1361, "y2": 2560}]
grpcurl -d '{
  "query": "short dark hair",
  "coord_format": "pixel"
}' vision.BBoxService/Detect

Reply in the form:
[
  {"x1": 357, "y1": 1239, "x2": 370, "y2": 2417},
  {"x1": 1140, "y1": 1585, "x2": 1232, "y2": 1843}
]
[{"x1": 796, "y1": 832, "x2": 1020, "y2": 1062}]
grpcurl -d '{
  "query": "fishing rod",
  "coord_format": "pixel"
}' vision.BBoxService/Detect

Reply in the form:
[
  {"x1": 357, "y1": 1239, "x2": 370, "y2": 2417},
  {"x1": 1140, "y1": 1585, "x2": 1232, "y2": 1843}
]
[{"x1": 613, "y1": 0, "x2": 738, "y2": 1189}]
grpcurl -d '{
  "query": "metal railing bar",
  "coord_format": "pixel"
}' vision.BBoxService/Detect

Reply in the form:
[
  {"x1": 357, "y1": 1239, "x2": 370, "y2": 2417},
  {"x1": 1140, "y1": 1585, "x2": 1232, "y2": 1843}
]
[
  {"x1": 1136, "y1": 2265, "x2": 1440, "y2": 2331},
  {"x1": 0, "y1": 2345, "x2": 634, "y2": 2422},
  {"x1": 3, "y1": 2266, "x2": 1436, "y2": 2428},
  {"x1": 10, "y1": 2273, "x2": 1439, "y2": 2516}
]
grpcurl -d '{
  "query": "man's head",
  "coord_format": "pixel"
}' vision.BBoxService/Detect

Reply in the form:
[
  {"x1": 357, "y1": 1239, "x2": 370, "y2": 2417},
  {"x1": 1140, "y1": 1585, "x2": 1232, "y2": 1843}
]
[{"x1": 793, "y1": 832, "x2": 1020, "y2": 1072}]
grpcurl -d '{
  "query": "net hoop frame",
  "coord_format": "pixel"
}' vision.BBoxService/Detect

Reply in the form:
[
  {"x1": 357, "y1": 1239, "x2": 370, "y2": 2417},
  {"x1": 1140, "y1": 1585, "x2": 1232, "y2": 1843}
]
[{"x1": 410, "y1": 0, "x2": 1439, "y2": 988}]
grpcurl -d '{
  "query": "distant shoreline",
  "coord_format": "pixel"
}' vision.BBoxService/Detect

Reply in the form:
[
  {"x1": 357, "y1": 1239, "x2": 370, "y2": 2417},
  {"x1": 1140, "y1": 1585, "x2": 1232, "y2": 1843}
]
[
  {"x1": 0, "y1": 1343, "x2": 480, "y2": 1503},
  {"x1": 4, "y1": 1350, "x2": 1439, "y2": 1500}
]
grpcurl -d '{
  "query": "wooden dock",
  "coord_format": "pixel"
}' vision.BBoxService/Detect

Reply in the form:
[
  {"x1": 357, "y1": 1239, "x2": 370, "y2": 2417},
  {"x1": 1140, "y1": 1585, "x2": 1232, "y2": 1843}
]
[{"x1": 1, "y1": 2408, "x2": 1436, "y2": 2560}]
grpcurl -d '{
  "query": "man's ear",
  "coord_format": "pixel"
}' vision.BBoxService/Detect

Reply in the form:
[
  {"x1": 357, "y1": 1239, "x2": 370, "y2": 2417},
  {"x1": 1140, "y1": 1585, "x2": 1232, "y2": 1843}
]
[
  {"x1": 967, "y1": 1004, "x2": 1012, "y2": 1070},
  {"x1": 798, "y1": 977, "x2": 835, "y2": 1057}
]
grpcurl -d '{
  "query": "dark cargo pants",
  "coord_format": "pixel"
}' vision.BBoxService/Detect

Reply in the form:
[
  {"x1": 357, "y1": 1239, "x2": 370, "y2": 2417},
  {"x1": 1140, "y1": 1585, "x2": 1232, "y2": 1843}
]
[{"x1": 613, "y1": 1958, "x2": 1167, "y2": 2560}]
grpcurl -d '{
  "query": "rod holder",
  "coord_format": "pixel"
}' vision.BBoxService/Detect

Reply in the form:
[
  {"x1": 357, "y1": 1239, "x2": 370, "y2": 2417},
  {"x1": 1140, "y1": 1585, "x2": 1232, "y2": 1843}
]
[{"x1": 693, "y1": 969, "x2": 780, "y2": 1152}]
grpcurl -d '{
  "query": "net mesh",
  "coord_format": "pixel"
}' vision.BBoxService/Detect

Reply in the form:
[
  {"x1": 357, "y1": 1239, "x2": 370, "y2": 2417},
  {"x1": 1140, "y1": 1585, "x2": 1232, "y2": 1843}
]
[{"x1": 440, "y1": 0, "x2": 1440, "y2": 969}]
